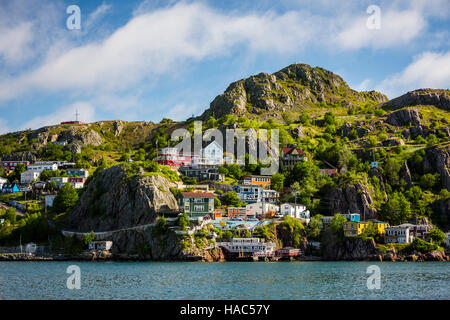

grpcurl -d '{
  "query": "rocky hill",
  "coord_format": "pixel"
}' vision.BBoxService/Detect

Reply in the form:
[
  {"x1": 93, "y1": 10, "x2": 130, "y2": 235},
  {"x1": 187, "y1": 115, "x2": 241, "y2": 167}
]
[
  {"x1": 200, "y1": 63, "x2": 388, "y2": 120},
  {"x1": 64, "y1": 165, "x2": 179, "y2": 232},
  {"x1": 0, "y1": 62, "x2": 449, "y2": 249},
  {"x1": 383, "y1": 89, "x2": 450, "y2": 111}
]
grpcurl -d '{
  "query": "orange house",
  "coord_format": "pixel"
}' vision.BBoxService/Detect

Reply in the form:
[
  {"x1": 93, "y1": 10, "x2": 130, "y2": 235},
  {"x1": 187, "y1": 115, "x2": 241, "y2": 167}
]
[
  {"x1": 239, "y1": 175, "x2": 271, "y2": 189},
  {"x1": 227, "y1": 207, "x2": 248, "y2": 219}
]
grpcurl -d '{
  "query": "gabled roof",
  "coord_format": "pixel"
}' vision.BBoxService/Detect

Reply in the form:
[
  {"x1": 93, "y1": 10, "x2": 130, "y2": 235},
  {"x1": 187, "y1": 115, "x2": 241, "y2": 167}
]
[
  {"x1": 180, "y1": 192, "x2": 215, "y2": 199},
  {"x1": 281, "y1": 147, "x2": 305, "y2": 155},
  {"x1": 203, "y1": 140, "x2": 223, "y2": 151}
]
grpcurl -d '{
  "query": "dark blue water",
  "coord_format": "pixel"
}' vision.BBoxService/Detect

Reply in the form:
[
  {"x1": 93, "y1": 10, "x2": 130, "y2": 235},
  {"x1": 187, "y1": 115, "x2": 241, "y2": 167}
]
[{"x1": 0, "y1": 261, "x2": 448, "y2": 299}]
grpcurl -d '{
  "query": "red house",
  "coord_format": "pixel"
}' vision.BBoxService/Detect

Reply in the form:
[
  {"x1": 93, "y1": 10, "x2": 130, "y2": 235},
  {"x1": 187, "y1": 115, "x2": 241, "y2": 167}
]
[
  {"x1": 1, "y1": 161, "x2": 30, "y2": 171},
  {"x1": 155, "y1": 148, "x2": 192, "y2": 167}
]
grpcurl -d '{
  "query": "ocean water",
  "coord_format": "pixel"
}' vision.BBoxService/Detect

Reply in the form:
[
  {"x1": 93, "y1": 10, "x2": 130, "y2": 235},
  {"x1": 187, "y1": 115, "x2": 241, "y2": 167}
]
[{"x1": 0, "y1": 261, "x2": 448, "y2": 300}]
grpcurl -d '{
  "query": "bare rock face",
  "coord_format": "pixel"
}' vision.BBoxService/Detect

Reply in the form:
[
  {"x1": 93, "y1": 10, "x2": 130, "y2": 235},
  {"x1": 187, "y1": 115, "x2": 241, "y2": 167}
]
[
  {"x1": 110, "y1": 228, "x2": 186, "y2": 260},
  {"x1": 382, "y1": 137, "x2": 405, "y2": 147},
  {"x1": 113, "y1": 121, "x2": 124, "y2": 137},
  {"x1": 322, "y1": 232, "x2": 377, "y2": 260},
  {"x1": 65, "y1": 165, "x2": 179, "y2": 232},
  {"x1": 385, "y1": 108, "x2": 422, "y2": 127},
  {"x1": 323, "y1": 182, "x2": 377, "y2": 219},
  {"x1": 59, "y1": 127, "x2": 103, "y2": 150},
  {"x1": 423, "y1": 145, "x2": 450, "y2": 191},
  {"x1": 0, "y1": 151, "x2": 37, "y2": 162},
  {"x1": 400, "y1": 161, "x2": 413, "y2": 189},
  {"x1": 384, "y1": 89, "x2": 450, "y2": 111}
]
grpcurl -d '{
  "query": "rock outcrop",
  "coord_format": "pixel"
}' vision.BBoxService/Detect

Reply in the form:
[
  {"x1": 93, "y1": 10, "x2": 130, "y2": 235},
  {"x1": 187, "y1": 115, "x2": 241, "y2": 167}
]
[
  {"x1": 423, "y1": 145, "x2": 450, "y2": 191},
  {"x1": 384, "y1": 108, "x2": 422, "y2": 126},
  {"x1": 65, "y1": 165, "x2": 179, "y2": 232},
  {"x1": 200, "y1": 63, "x2": 387, "y2": 119},
  {"x1": 384, "y1": 89, "x2": 450, "y2": 111},
  {"x1": 322, "y1": 182, "x2": 377, "y2": 219},
  {"x1": 400, "y1": 161, "x2": 413, "y2": 189},
  {"x1": 321, "y1": 233, "x2": 377, "y2": 260}
]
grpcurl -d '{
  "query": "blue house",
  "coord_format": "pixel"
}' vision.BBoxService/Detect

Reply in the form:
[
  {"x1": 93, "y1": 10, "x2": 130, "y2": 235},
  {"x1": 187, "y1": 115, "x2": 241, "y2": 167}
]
[
  {"x1": 343, "y1": 213, "x2": 360, "y2": 222},
  {"x1": 2, "y1": 183, "x2": 19, "y2": 193},
  {"x1": 66, "y1": 169, "x2": 89, "y2": 178},
  {"x1": 233, "y1": 185, "x2": 262, "y2": 204}
]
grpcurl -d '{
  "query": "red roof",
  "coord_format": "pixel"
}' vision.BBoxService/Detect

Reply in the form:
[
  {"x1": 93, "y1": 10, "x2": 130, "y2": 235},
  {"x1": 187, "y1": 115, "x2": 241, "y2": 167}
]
[
  {"x1": 180, "y1": 192, "x2": 215, "y2": 199},
  {"x1": 282, "y1": 147, "x2": 305, "y2": 155}
]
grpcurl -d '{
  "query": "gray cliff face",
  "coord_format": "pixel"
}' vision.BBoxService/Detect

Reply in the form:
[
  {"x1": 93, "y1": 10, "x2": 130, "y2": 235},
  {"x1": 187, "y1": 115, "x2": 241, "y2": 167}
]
[
  {"x1": 321, "y1": 233, "x2": 377, "y2": 260},
  {"x1": 384, "y1": 108, "x2": 422, "y2": 126},
  {"x1": 322, "y1": 182, "x2": 377, "y2": 219},
  {"x1": 110, "y1": 228, "x2": 186, "y2": 260},
  {"x1": 65, "y1": 165, "x2": 179, "y2": 232},
  {"x1": 384, "y1": 89, "x2": 450, "y2": 111},
  {"x1": 423, "y1": 145, "x2": 450, "y2": 191}
]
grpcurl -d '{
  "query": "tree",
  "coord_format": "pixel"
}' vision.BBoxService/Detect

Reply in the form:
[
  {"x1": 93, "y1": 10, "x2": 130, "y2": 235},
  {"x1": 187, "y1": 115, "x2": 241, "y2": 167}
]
[
  {"x1": 223, "y1": 230, "x2": 233, "y2": 239},
  {"x1": 224, "y1": 164, "x2": 242, "y2": 180},
  {"x1": 323, "y1": 112, "x2": 336, "y2": 126},
  {"x1": 53, "y1": 183, "x2": 79, "y2": 213},
  {"x1": 427, "y1": 228, "x2": 446, "y2": 245},
  {"x1": 221, "y1": 191, "x2": 245, "y2": 207},
  {"x1": 177, "y1": 213, "x2": 189, "y2": 231},
  {"x1": 383, "y1": 158, "x2": 401, "y2": 186},
  {"x1": 381, "y1": 192, "x2": 412, "y2": 225},
  {"x1": 83, "y1": 231, "x2": 95, "y2": 246},
  {"x1": 330, "y1": 213, "x2": 346, "y2": 236},
  {"x1": 6, "y1": 207, "x2": 16, "y2": 224},
  {"x1": 214, "y1": 197, "x2": 221, "y2": 208},
  {"x1": 426, "y1": 134, "x2": 439, "y2": 147},
  {"x1": 420, "y1": 173, "x2": 438, "y2": 190},
  {"x1": 155, "y1": 216, "x2": 168, "y2": 235},
  {"x1": 298, "y1": 111, "x2": 311, "y2": 125},
  {"x1": 10, "y1": 163, "x2": 26, "y2": 183},
  {"x1": 271, "y1": 173, "x2": 285, "y2": 193},
  {"x1": 306, "y1": 214, "x2": 322, "y2": 240}
]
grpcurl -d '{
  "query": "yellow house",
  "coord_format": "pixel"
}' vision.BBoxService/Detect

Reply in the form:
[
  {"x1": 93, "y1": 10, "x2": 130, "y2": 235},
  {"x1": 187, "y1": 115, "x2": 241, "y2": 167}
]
[{"x1": 344, "y1": 221, "x2": 389, "y2": 237}]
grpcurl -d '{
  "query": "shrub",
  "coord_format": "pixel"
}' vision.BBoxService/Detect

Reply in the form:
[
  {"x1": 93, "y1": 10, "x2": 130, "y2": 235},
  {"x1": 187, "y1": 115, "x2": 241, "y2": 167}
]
[{"x1": 83, "y1": 231, "x2": 95, "y2": 246}]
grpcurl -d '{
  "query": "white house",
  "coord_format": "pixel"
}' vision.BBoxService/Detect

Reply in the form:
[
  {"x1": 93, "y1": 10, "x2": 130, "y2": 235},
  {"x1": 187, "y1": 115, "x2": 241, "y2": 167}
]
[
  {"x1": 50, "y1": 177, "x2": 69, "y2": 188},
  {"x1": 245, "y1": 202, "x2": 279, "y2": 217},
  {"x1": 20, "y1": 170, "x2": 41, "y2": 184},
  {"x1": 385, "y1": 226, "x2": 413, "y2": 243},
  {"x1": 280, "y1": 203, "x2": 310, "y2": 222},
  {"x1": 70, "y1": 181, "x2": 85, "y2": 189},
  {"x1": 0, "y1": 177, "x2": 8, "y2": 189},
  {"x1": 88, "y1": 241, "x2": 113, "y2": 251},
  {"x1": 192, "y1": 141, "x2": 223, "y2": 167},
  {"x1": 27, "y1": 163, "x2": 58, "y2": 172}
]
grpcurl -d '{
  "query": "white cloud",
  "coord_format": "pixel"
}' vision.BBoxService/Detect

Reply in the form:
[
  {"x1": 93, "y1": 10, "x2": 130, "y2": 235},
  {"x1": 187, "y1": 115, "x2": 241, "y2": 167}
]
[
  {"x1": 0, "y1": 22, "x2": 34, "y2": 65},
  {"x1": 353, "y1": 78, "x2": 372, "y2": 91},
  {"x1": 0, "y1": 2, "x2": 318, "y2": 102},
  {"x1": 20, "y1": 101, "x2": 96, "y2": 130},
  {"x1": 84, "y1": 2, "x2": 112, "y2": 31},
  {"x1": 335, "y1": 9, "x2": 426, "y2": 50},
  {"x1": 376, "y1": 51, "x2": 450, "y2": 98},
  {"x1": 0, "y1": 0, "x2": 447, "y2": 112},
  {"x1": 0, "y1": 118, "x2": 11, "y2": 135}
]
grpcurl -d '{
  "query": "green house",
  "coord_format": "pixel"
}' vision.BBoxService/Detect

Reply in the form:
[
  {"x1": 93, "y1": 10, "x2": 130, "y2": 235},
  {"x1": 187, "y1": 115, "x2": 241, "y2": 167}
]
[{"x1": 179, "y1": 192, "x2": 215, "y2": 218}]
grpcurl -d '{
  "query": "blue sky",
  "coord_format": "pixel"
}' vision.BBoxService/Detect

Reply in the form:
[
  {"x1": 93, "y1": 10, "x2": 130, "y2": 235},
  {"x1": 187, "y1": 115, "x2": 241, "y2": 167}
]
[{"x1": 0, "y1": 0, "x2": 449, "y2": 133}]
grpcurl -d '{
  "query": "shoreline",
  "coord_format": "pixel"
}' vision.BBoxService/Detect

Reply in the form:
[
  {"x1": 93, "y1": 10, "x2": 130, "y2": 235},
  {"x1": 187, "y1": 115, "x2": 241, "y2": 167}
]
[{"x1": 1, "y1": 252, "x2": 448, "y2": 262}]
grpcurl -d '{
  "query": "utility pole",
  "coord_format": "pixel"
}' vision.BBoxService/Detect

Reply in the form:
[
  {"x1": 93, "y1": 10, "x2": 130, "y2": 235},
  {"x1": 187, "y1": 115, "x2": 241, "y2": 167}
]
[{"x1": 74, "y1": 109, "x2": 80, "y2": 122}]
